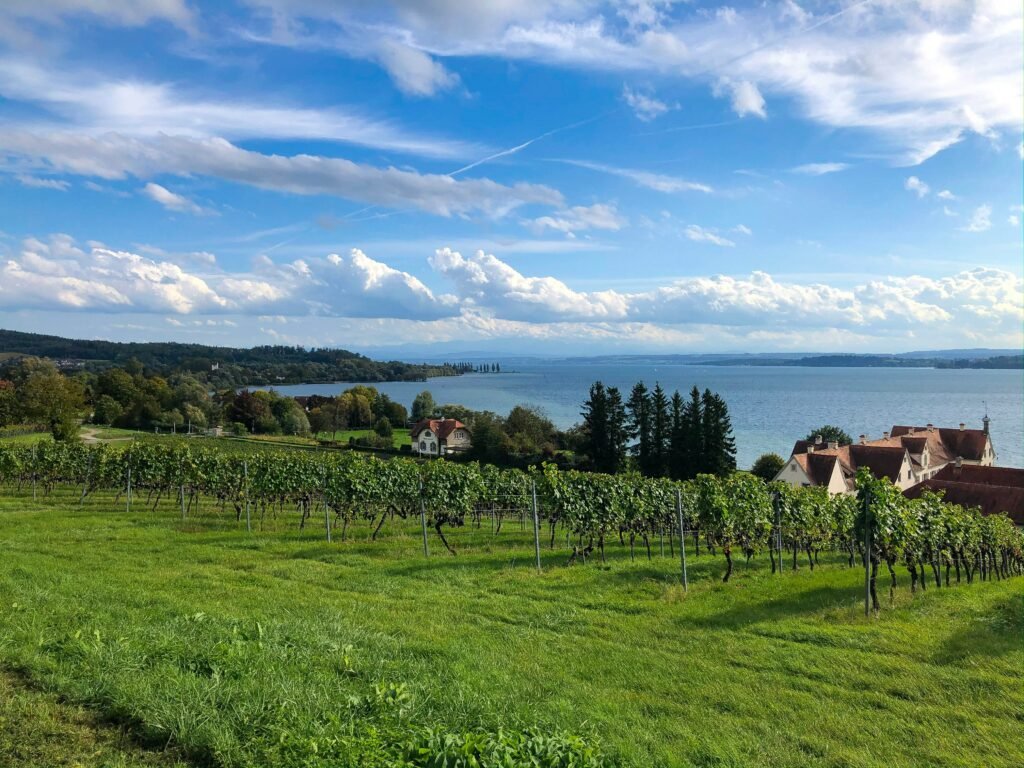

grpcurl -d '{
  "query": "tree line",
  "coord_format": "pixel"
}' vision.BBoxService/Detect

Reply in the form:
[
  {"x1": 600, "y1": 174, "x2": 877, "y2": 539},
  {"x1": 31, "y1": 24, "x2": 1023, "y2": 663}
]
[{"x1": 578, "y1": 381, "x2": 736, "y2": 478}]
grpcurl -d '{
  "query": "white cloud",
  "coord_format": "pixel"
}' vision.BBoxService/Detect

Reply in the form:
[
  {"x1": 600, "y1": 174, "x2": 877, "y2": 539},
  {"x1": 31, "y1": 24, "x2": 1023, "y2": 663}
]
[
  {"x1": 960, "y1": 204, "x2": 992, "y2": 232},
  {"x1": 684, "y1": 225, "x2": 735, "y2": 247},
  {"x1": 715, "y1": 79, "x2": 767, "y2": 119},
  {"x1": 375, "y1": 40, "x2": 460, "y2": 97},
  {"x1": 1010, "y1": 215, "x2": 1020, "y2": 227},
  {"x1": 0, "y1": 235, "x2": 458, "y2": 320},
  {"x1": 527, "y1": 203, "x2": 626, "y2": 237},
  {"x1": 0, "y1": 132, "x2": 562, "y2": 218},
  {"x1": 427, "y1": 248, "x2": 1022, "y2": 338},
  {"x1": 2, "y1": 0, "x2": 191, "y2": 26},
  {"x1": 905, "y1": 176, "x2": 930, "y2": 198},
  {"x1": 251, "y1": 1, "x2": 1023, "y2": 164},
  {"x1": 942, "y1": 206, "x2": 958, "y2": 217},
  {"x1": 622, "y1": 86, "x2": 672, "y2": 121},
  {"x1": 15, "y1": 174, "x2": 69, "y2": 190},
  {"x1": 733, "y1": 224, "x2": 752, "y2": 236},
  {"x1": 141, "y1": 182, "x2": 211, "y2": 216},
  {"x1": 791, "y1": 162, "x2": 849, "y2": 176},
  {"x1": 429, "y1": 247, "x2": 630, "y2": 322},
  {"x1": 936, "y1": 189, "x2": 956, "y2": 200},
  {"x1": 558, "y1": 159, "x2": 712, "y2": 194},
  {"x1": 0, "y1": 59, "x2": 481, "y2": 160}
]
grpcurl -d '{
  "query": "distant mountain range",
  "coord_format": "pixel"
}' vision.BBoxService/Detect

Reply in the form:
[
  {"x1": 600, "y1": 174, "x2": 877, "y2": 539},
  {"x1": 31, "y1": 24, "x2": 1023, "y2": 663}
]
[{"x1": 1, "y1": 328, "x2": 1019, "y2": 374}]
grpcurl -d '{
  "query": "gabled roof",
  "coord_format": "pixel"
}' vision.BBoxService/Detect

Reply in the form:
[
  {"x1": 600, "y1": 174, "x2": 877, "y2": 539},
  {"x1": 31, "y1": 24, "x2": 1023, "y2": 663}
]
[
  {"x1": 905, "y1": 480, "x2": 1024, "y2": 525},
  {"x1": 890, "y1": 425, "x2": 989, "y2": 461},
  {"x1": 410, "y1": 418, "x2": 469, "y2": 440},
  {"x1": 792, "y1": 453, "x2": 838, "y2": 486},
  {"x1": 932, "y1": 464, "x2": 1024, "y2": 488},
  {"x1": 847, "y1": 445, "x2": 909, "y2": 483}
]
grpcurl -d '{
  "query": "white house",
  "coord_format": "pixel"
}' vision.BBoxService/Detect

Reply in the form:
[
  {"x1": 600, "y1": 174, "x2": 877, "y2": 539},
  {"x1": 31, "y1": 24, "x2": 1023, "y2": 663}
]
[
  {"x1": 774, "y1": 419, "x2": 995, "y2": 494},
  {"x1": 410, "y1": 418, "x2": 471, "y2": 457}
]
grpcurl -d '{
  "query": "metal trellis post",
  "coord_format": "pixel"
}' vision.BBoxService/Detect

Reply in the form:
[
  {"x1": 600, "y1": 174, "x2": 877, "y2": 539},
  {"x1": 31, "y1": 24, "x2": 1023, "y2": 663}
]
[
  {"x1": 243, "y1": 461, "x2": 251, "y2": 533},
  {"x1": 676, "y1": 487, "x2": 688, "y2": 591},
  {"x1": 419, "y1": 481, "x2": 429, "y2": 558},
  {"x1": 864, "y1": 487, "x2": 871, "y2": 617},
  {"x1": 531, "y1": 480, "x2": 541, "y2": 573}
]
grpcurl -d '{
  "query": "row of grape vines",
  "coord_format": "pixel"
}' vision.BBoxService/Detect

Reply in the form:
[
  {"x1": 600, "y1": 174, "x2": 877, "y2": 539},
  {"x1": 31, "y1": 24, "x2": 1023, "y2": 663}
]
[{"x1": 1, "y1": 440, "x2": 1020, "y2": 608}]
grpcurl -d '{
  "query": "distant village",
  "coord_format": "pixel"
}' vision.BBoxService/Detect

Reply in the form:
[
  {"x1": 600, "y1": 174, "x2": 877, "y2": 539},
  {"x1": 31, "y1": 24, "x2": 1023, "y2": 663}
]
[{"x1": 773, "y1": 418, "x2": 1023, "y2": 525}]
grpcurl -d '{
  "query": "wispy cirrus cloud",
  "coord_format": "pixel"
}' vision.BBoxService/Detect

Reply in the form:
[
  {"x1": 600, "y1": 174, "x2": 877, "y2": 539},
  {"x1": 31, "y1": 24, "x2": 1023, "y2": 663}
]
[{"x1": 556, "y1": 159, "x2": 712, "y2": 194}]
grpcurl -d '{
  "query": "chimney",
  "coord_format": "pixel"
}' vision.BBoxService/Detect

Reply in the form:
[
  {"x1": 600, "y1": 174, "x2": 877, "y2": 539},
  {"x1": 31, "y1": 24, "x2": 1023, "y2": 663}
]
[
  {"x1": 926, "y1": 423, "x2": 934, "y2": 432},
  {"x1": 955, "y1": 456, "x2": 962, "y2": 468},
  {"x1": 907, "y1": 427, "x2": 915, "y2": 435},
  {"x1": 814, "y1": 434, "x2": 823, "y2": 445},
  {"x1": 827, "y1": 441, "x2": 838, "y2": 450},
  {"x1": 959, "y1": 422, "x2": 965, "y2": 431},
  {"x1": 807, "y1": 445, "x2": 815, "y2": 454},
  {"x1": 859, "y1": 434, "x2": 867, "y2": 444},
  {"x1": 883, "y1": 431, "x2": 890, "y2": 440}
]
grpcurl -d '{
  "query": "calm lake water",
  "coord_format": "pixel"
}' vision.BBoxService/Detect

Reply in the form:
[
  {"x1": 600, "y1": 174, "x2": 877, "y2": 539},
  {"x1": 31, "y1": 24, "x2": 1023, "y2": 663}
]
[{"x1": 264, "y1": 363, "x2": 1024, "y2": 469}]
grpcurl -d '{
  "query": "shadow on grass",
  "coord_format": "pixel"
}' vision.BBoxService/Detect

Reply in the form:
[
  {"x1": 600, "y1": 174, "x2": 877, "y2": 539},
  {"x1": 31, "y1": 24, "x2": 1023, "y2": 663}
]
[
  {"x1": 931, "y1": 594, "x2": 1024, "y2": 665},
  {"x1": 685, "y1": 583, "x2": 858, "y2": 630}
]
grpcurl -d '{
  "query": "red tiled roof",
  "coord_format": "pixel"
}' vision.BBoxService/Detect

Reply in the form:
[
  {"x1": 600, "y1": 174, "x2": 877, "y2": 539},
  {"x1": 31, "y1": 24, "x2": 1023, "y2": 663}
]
[
  {"x1": 410, "y1": 418, "x2": 469, "y2": 440},
  {"x1": 905, "y1": 480, "x2": 1024, "y2": 525},
  {"x1": 932, "y1": 464, "x2": 1024, "y2": 487},
  {"x1": 890, "y1": 425, "x2": 989, "y2": 461}
]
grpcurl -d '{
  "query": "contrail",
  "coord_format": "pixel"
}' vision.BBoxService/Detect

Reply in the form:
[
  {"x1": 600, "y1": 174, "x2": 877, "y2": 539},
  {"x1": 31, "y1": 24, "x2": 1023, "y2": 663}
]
[{"x1": 449, "y1": 112, "x2": 611, "y2": 177}]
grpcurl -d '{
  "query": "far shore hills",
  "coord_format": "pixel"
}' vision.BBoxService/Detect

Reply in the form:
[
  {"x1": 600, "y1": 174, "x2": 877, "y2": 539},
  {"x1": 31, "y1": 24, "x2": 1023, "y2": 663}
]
[{"x1": 0, "y1": 329, "x2": 1020, "y2": 383}]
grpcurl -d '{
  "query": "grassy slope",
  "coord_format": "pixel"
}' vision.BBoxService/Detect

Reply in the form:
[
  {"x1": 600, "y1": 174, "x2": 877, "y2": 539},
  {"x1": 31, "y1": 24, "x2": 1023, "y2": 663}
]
[
  {"x1": 0, "y1": 490, "x2": 1021, "y2": 768},
  {"x1": 0, "y1": 670, "x2": 189, "y2": 768}
]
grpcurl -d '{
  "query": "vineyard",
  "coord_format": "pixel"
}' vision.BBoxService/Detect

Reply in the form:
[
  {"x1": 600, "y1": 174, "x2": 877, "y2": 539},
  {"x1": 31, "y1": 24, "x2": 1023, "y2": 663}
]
[
  {"x1": 1, "y1": 439, "x2": 1021, "y2": 602},
  {"x1": 1, "y1": 439, "x2": 1023, "y2": 768}
]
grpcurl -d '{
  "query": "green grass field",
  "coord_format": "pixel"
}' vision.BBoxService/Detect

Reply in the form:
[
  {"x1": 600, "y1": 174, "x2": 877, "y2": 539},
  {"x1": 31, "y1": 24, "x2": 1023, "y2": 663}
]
[{"x1": 0, "y1": 487, "x2": 1021, "y2": 767}]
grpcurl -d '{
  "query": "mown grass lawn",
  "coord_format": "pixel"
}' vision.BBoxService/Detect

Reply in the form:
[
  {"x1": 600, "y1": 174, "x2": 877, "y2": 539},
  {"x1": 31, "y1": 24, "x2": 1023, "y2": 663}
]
[{"x1": 0, "y1": 489, "x2": 1020, "y2": 768}]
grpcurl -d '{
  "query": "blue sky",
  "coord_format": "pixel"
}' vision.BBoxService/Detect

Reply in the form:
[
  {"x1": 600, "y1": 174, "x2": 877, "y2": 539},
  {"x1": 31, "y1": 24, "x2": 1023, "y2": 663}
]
[{"x1": 0, "y1": 0, "x2": 1021, "y2": 355}]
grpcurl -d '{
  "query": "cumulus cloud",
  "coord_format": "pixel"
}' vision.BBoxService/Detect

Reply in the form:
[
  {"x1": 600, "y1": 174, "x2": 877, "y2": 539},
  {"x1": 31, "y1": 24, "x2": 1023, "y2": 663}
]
[
  {"x1": 0, "y1": 132, "x2": 562, "y2": 218},
  {"x1": 622, "y1": 86, "x2": 672, "y2": 121},
  {"x1": 960, "y1": 204, "x2": 992, "y2": 232},
  {"x1": 141, "y1": 182, "x2": 212, "y2": 215},
  {"x1": 905, "y1": 176, "x2": 930, "y2": 198},
  {"x1": 1009, "y1": 214, "x2": 1020, "y2": 227},
  {"x1": 375, "y1": 40, "x2": 460, "y2": 97},
  {"x1": 684, "y1": 225, "x2": 735, "y2": 247},
  {"x1": 937, "y1": 189, "x2": 957, "y2": 200},
  {"x1": 558, "y1": 159, "x2": 712, "y2": 194},
  {"x1": 527, "y1": 203, "x2": 626, "y2": 237},
  {"x1": 0, "y1": 235, "x2": 458, "y2": 320},
  {"x1": 791, "y1": 163, "x2": 849, "y2": 176},
  {"x1": 429, "y1": 247, "x2": 630, "y2": 322},
  {"x1": 426, "y1": 248, "x2": 1022, "y2": 338}
]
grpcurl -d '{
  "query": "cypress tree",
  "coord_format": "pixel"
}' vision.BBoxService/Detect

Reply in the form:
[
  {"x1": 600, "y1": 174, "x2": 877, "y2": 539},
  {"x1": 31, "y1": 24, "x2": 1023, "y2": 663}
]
[
  {"x1": 701, "y1": 389, "x2": 737, "y2": 476},
  {"x1": 580, "y1": 381, "x2": 608, "y2": 471},
  {"x1": 604, "y1": 386, "x2": 629, "y2": 474},
  {"x1": 651, "y1": 383, "x2": 670, "y2": 477},
  {"x1": 680, "y1": 386, "x2": 704, "y2": 480},
  {"x1": 627, "y1": 382, "x2": 653, "y2": 475},
  {"x1": 668, "y1": 390, "x2": 685, "y2": 480}
]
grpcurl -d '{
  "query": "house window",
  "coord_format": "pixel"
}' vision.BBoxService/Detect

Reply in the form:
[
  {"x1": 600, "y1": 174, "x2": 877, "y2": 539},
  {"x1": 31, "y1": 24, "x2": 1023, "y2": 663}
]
[
  {"x1": 424, "y1": 431, "x2": 431, "y2": 438},
  {"x1": 789, "y1": 464, "x2": 796, "y2": 472},
  {"x1": 419, "y1": 441, "x2": 426, "y2": 450}
]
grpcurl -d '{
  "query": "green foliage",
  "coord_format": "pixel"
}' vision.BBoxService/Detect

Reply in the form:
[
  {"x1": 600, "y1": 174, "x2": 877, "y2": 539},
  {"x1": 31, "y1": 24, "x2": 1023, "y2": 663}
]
[
  {"x1": 750, "y1": 452, "x2": 785, "y2": 482},
  {"x1": 406, "y1": 726, "x2": 607, "y2": 768},
  {"x1": 804, "y1": 424, "x2": 853, "y2": 446}
]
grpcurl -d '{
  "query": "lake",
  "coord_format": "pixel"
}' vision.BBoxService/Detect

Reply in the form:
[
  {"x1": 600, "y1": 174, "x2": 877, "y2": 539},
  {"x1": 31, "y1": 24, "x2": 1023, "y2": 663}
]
[{"x1": 262, "y1": 363, "x2": 1024, "y2": 469}]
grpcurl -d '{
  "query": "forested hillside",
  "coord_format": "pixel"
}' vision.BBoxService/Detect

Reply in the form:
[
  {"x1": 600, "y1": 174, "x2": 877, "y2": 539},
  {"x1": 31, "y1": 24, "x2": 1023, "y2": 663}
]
[{"x1": 0, "y1": 329, "x2": 457, "y2": 386}]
